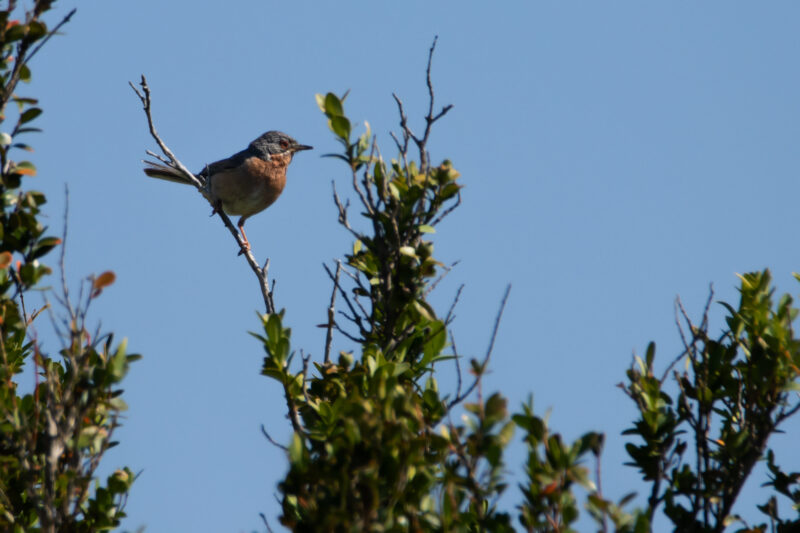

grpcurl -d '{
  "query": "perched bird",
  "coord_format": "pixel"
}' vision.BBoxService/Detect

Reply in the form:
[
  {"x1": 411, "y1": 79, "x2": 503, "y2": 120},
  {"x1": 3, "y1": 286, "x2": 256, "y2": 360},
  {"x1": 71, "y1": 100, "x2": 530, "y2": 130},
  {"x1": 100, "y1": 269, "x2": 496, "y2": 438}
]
[{"x1": 143, "y1": 130, "x2": 312, "y2": 250}]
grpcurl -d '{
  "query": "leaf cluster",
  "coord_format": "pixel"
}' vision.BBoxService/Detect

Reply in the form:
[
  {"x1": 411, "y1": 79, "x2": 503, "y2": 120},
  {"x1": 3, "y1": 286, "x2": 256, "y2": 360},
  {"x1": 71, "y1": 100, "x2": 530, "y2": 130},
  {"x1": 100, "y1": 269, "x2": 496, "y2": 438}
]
[
  {"x1": 622, "y1": 270, "x2": 800, "y2": 532},
  {"x1": 259, "y1": 70, "x2": 646, "y2": 530},
  {"x1": 256, "y1": 42, "x2": 800, "y2": 533},
  {"x1": 0, "y1": 3, "x2": 137, "y2": 532}
]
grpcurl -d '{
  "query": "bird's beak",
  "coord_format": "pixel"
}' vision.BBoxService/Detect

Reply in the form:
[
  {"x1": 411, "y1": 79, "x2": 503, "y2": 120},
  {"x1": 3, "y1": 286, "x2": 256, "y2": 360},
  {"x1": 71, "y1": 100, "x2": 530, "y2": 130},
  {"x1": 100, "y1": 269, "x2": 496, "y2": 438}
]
[{"x1": 292, "y1": 144, "x2": 313, "y2": 152}]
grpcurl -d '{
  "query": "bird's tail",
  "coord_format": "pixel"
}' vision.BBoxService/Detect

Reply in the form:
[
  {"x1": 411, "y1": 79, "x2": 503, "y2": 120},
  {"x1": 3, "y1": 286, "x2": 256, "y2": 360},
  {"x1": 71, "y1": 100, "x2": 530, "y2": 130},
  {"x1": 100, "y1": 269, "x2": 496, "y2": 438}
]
[{"x1": 142, "y1": 161, "x2": 195, "y2": 184}]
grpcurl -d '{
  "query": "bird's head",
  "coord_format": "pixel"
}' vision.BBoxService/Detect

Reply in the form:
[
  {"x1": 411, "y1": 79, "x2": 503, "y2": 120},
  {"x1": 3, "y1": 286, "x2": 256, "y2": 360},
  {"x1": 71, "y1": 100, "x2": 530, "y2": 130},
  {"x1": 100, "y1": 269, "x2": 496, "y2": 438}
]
[{"x1": 249, "y1": 131, "x2": 312, "y2": 159}]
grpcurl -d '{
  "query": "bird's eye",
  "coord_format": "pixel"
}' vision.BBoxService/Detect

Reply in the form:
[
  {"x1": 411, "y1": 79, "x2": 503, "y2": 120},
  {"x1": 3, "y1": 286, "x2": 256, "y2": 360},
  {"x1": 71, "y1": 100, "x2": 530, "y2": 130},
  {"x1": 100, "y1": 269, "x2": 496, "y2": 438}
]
[{"x1": 280, "y1": 139, "x2": 289, "y2": 149}]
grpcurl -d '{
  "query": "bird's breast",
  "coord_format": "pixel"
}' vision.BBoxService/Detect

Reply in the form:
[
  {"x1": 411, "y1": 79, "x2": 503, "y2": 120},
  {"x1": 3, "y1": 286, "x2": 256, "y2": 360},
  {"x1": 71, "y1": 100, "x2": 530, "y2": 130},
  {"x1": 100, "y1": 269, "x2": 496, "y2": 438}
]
[{"x1": 209, "y1": 155, "x2": 291, "y2": 217}]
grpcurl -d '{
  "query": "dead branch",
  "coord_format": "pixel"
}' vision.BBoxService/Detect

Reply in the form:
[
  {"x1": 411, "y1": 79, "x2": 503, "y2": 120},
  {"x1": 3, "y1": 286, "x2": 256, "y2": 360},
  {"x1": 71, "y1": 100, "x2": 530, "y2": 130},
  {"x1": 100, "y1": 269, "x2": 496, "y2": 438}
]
[{"x1": 130, "y1": 75, "x2": 275, "y2": 314}]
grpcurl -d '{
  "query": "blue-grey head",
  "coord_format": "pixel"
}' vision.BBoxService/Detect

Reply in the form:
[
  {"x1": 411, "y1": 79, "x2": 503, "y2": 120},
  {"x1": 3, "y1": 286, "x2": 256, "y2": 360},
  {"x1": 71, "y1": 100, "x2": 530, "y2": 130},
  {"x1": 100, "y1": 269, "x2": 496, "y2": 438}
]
[{"x1": 249, "y1": 131, "x2": 312, "y2": 159}]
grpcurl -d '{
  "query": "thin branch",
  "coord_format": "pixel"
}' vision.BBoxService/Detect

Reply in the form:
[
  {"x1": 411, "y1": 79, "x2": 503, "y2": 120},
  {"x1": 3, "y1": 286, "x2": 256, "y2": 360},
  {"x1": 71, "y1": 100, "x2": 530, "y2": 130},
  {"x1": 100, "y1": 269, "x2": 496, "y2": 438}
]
[
  {"x1": 59, "y1": 184, "x2": 74, "y2": 319},
  {"x1": 129, "y1": 77, "x2": 201, "y2": 188},
  {"x1": 451, "y1": 330, "x2": 462, "y2": 405},
  {"x1": 428, "y1": 261, "x2": 460, "y2": 298},
  {"x1": 323, "y1": 261, "x2": 342, "y2": 364},
  {"x1": 448, "y1": 285, "x2": 511, "y2": 408},
  {"x1": 444, "y1": 283, "x2": 464, "y2": 326},
  {"x1": 332, "y1": 318, "x2": 363, "y2": 343},
  {"x1": 130, "y1": 76, "x2": 275, "y2": 313},
  {"x1": 260, "y1": 424, "x2": 288, "y2": 451},
  {"x1": 24, "y1": 8, "x2": 76, "y2": 64},
  {"x1": 323, "y1": 262, "x2": 368, "y2": 339},
  {"x1": 260, "y1": 512, "x2": 276, "y2": 533},
  {"x1": 661, "y1": 286, "x2": 714, "y2": 383},
  {"x1": 144, "y1": 149, "x2": 171, "y2": 166},
  {"x1": 359, "y1": 139, "x2": 378, "y2": 216},
  {"x1": 595, "y1": 453, "x2": 608, "y2": 533},
  {"x1": 300, "y1": 350, "x2": 311, "y2": 404},
  {"x1": 431, "y1": 189, "x2": 462, "y2": 227},
  {"x1": 283, "y1": 376, "x2": 303, "y2": 435},
  {"x1": 332, "y1": 181, "x2": 360, "y2": 239},
  {"x1": 416, "y1": 36, "x2": 454, "y2": 173}
]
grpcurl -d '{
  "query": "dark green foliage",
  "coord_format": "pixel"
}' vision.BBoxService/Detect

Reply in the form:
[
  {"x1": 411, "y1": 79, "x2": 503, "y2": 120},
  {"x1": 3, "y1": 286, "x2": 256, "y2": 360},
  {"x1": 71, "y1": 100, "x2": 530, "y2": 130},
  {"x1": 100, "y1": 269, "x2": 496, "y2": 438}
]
[
  {"x1": 260, "y1": 78, "x2": 645, "y2": 531},
  {"x1": 0, "y1": 2, "x2": 137, "y2": 531},
  {"x1": 262, "y1": 88, "x2": 510, "y2": 530},
  {"x1": 623, "y1": 270, "x2": 800, "y2": 532},
  {"x1": 257, "y1": 41, "x2": 800, "y2": 533}
]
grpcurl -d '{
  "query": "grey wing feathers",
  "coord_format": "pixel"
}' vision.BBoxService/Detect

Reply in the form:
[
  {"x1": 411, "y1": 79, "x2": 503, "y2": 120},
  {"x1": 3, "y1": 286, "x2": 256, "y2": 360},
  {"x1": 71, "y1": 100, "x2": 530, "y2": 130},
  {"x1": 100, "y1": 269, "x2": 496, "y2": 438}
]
[
  {"x1": 142, "y1": 161, "x2": 196, "y2": 184},
  {"x1": 197, "y1": 148, "x2": 253, "y2": 179},
  {"x1": 143, "y1": 146, "x2": 255, "y2": 183}
]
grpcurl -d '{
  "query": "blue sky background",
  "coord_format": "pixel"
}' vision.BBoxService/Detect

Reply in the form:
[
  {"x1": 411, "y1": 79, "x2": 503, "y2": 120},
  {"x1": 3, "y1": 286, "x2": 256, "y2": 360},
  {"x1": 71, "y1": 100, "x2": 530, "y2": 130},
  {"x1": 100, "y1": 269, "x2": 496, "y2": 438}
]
[{"x1": 18, "y1": 1, "x2": 800, "y2": 531}]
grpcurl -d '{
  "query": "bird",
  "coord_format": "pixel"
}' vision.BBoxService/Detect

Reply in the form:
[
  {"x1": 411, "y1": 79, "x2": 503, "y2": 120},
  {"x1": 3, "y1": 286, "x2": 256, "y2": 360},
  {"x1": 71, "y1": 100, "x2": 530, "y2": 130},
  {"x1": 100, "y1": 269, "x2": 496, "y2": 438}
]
[{"x1": 143, "y1": 130, "x2": 312, "y2": 251}]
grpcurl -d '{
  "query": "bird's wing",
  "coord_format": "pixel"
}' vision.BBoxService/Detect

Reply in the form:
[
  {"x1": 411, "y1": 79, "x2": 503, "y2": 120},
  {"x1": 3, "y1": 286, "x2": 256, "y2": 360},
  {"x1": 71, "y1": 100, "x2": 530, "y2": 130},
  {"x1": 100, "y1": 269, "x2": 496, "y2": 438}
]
[{"x1": 198, "y1": 148, "x2": 254, "y2": 179}]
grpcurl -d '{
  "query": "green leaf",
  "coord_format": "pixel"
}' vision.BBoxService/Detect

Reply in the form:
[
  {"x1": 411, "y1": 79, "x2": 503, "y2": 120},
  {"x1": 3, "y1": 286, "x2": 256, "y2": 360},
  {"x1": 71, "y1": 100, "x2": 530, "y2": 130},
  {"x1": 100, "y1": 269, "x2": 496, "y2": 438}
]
[
  {"x1": 399, "y1": 246, "x2": 417, "y2": 258},
  {"x1": 645, "y1": 341, "x2": 655, "y2": 368},
  {"x1": 18, "y1": 64, "x2": 31, "y2": 83},
  {"x1": 109, "y1": 338, "x2": 128, "y2": 380},
  {"x1": 20, "y1": 107, "x2": 42, "y2": 124},
  {"x1": 5, "y1": 24, "x2": 26, "y2": 42},
  {"x1": 31, "y1": 235, "x2": 61, "y2": 259},
  {"x1": 26, "y1": 20, "x2": 47, "y2": 41},
  {"x1": 314, "y1": 93, "x2": 326, "y2": 112},
  {"x1": 329, "y1": 115, "x2": 350, "y2": 140},
  {"x1": 266, "y1": 313, "x2": 282, "y2": 343},
  {"x1": 289, "y1": 432, "x2": 305, "y2": 465},
  {"x1": 324, "y1": 92, "x2": 344, "y2": 117}
]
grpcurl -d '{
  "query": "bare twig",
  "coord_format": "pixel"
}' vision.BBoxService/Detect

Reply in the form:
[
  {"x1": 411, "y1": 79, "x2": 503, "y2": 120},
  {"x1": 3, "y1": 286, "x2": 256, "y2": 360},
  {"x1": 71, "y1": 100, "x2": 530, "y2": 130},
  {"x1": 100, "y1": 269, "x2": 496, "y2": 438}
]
[
  {"x1": 416, "y1": 36, "x2": 454, "y2": 174},
  {"x1": 59, "y1": 184, "x2": 74, "y2": 319},
  {"x1": 130, "y1": 76, "x2": 275, "y2": 313},
  {"x1": 595, "y1": 454, "x2": 608, "y2": 533},
  {"x1": 145, "y1": 149, "x2": 172, "y2": 166},
  {"x1": 25, "y1": 8, "x2": 77, "y2": 64},
  {"x1": 431, "y1": 189, "x2": 462, "y2": 227},
  {"x1": 300, "y1": 350, "x2": 311, "y2": 404},
  {"x1": 428, "y1": 261, "x2": 460, "y2": 298},
  {"x1": 391, "y1": 94, "x2": 412, "y2": 177},
  {"x1": 661, "y1": 286, "x2": 714, "y2": 383},
  {"x1": 128, "y1": 78, "x2": 200, "y2": 188},
  {"x1": 448, "y1": 285, "x2": 511, "y2": 408},
  {"x1": 444, "y1": 283, "x2": 464, "y2": 326},
  {"x1": 260, "y1": 424, "x2": 288, "y2": 451},
  {"x1": 260, "y1": 512, "x2": 276, "y2": 533},
  {"x1": 323, "y1": 262, "x2": 368, "y2": 339},
  {"x1": 451, "y1": 330, "x2": 462, "y2": 405},
  {"x1": 323, "y1": 262, "x2": 342, "y2": 364},
  {"x1": 332, "y1": 181, "x2": 359, "y2": 239},
  {"x1": 358, "y1": 139, "x2": 378, "y2": 216},
  {"x1": 336, "y1": 263, "x2": 370, "y2": 319}
]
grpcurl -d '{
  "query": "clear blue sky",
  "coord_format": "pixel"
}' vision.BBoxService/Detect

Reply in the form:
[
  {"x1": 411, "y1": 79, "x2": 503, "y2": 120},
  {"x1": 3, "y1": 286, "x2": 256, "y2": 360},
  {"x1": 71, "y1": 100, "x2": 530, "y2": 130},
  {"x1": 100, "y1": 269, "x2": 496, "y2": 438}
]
[{"x1": 23, "y1": 1, "x2": 800, "y2": 531}]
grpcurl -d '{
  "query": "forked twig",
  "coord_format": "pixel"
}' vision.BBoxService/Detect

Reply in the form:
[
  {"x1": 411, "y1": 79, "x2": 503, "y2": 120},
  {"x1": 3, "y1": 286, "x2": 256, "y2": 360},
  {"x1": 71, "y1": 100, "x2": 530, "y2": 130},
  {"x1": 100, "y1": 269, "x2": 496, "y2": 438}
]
[
  {"x1": 448, "y1": 285, "x2": 511, "y2": 409},
  {"x1": 130, "y1": 75, "x2": 275, "y2": 314}
]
